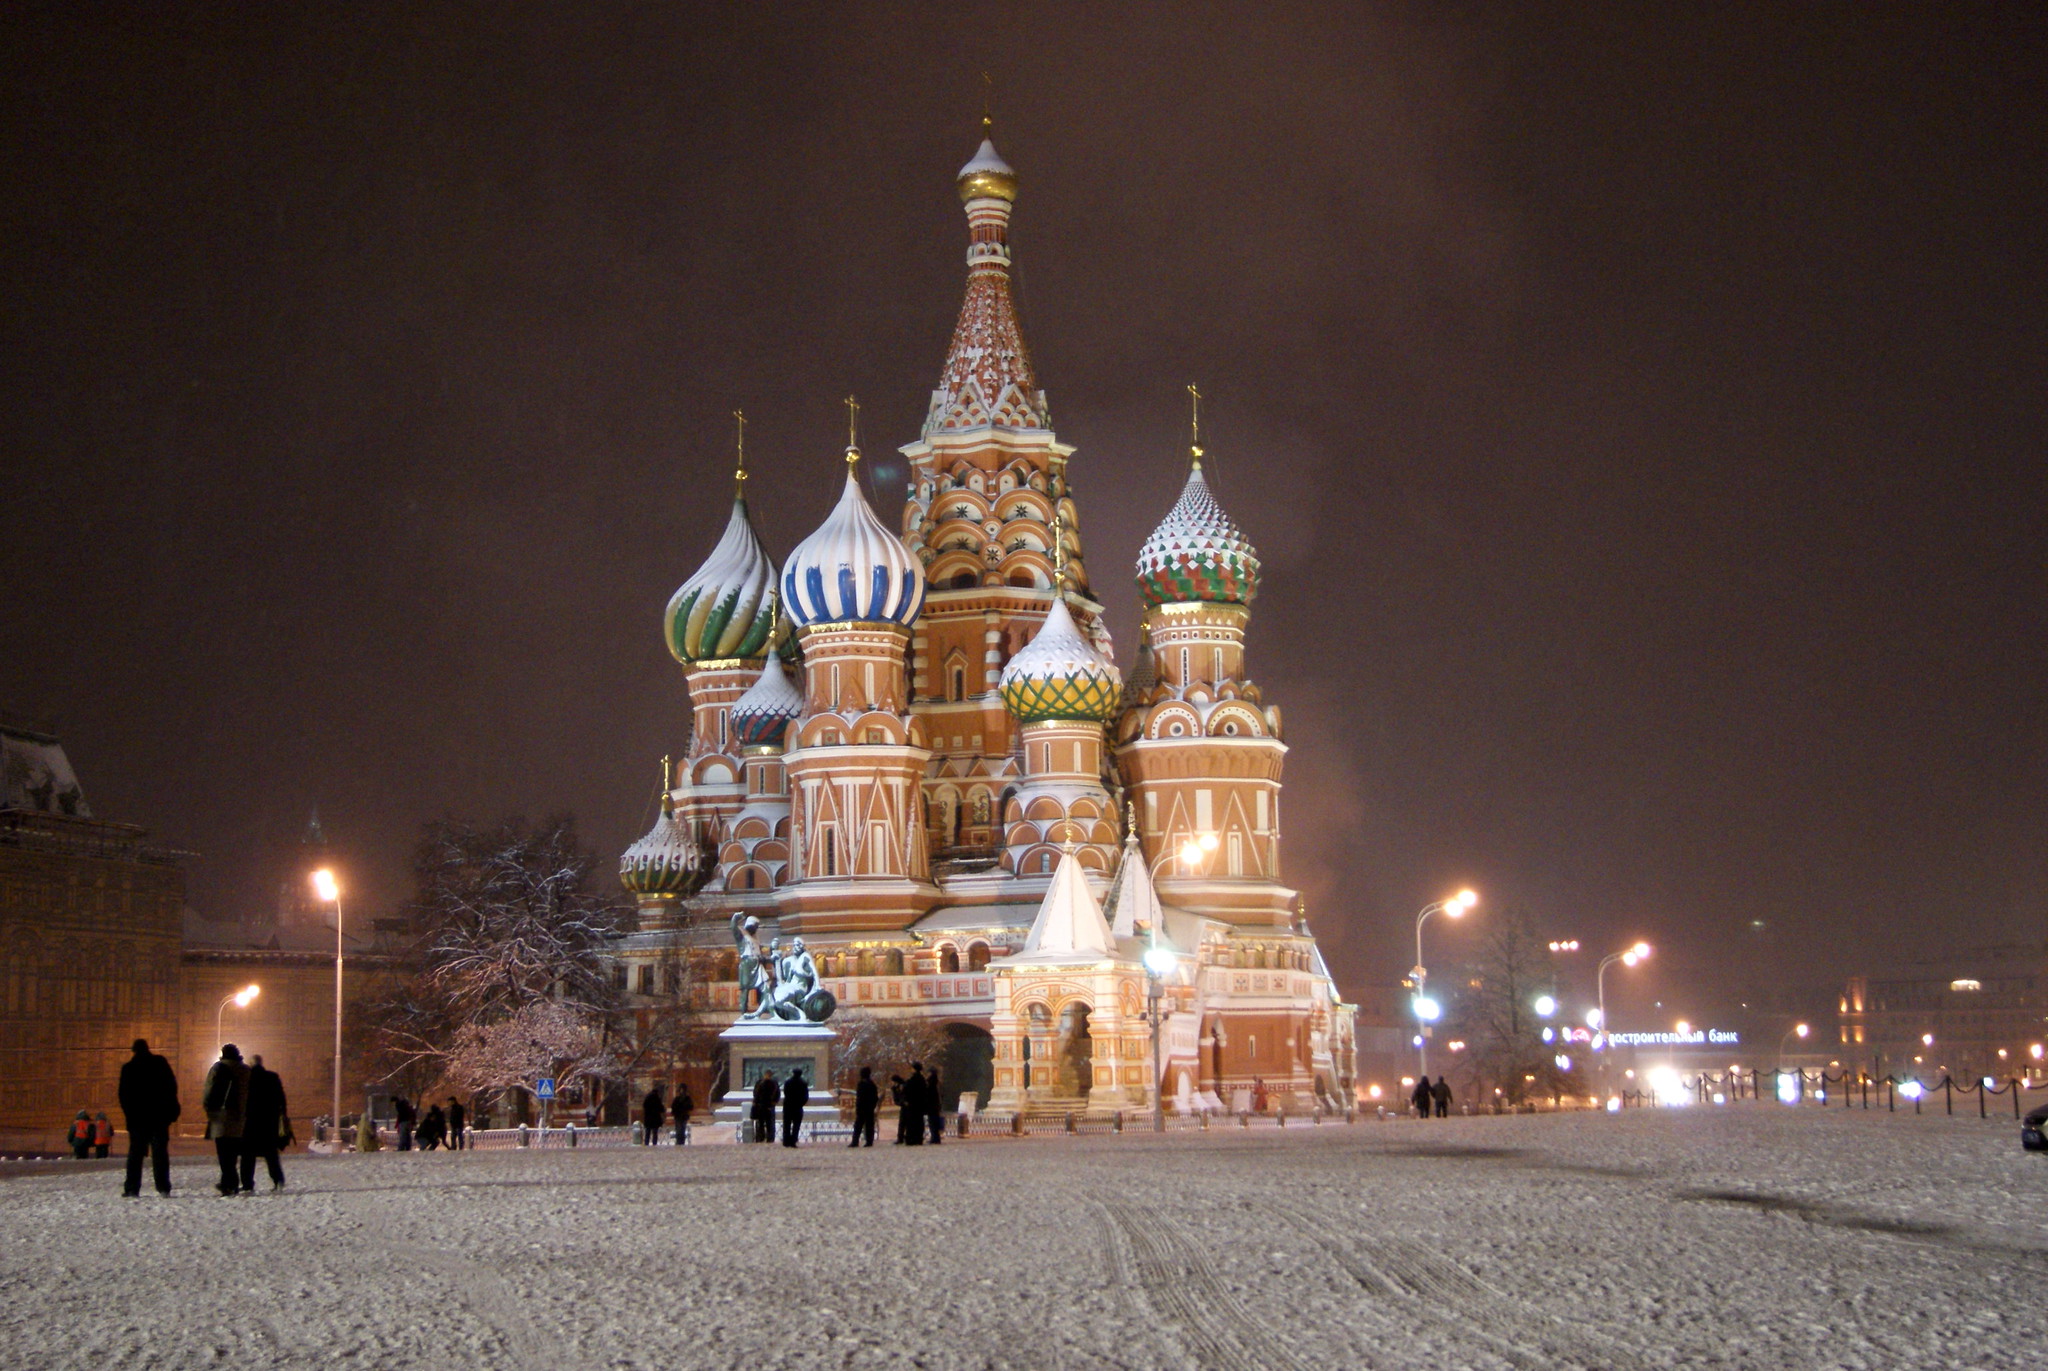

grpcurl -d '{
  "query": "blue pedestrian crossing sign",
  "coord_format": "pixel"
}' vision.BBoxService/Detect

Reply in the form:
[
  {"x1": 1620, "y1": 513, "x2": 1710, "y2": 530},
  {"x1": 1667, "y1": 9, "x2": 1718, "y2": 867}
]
[{"x1": 535, "y1": 1077, "x2": 555, "y2": 1101}]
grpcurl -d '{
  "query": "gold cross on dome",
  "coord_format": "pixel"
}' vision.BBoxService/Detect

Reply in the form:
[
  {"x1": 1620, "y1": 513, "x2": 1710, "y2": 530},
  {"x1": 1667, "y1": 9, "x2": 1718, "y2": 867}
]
[
  {"x1": 1187, "y1": 383, "x2": 1204, "y2": 469},
  {"x1": 732, "y1": 409, "x2": 747, "y2": 495},
  {"x1": 844, "y1": 395, "x2": 861, "y2": 464}
]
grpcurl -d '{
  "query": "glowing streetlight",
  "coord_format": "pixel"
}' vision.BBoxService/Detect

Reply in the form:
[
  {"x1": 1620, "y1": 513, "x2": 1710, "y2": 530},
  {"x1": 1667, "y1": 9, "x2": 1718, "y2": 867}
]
[
  {"x1": 215, "y1": 983, "x2": 259, "y2": 1051},
  {"x1": 1412, "y1": 889, "x2": 1478, "y2": 1077},
  {"x1": 312, "y1": 868, "x2": 345, "y2": 1148},
  {"x1": 1777, "y1": 1021, "x2": 1810, "y2": 1070},
  {"x1": 1534, "y1": 994, "x2": 1557, "y2": 1018},
  {"x1": 1594, "y1": 942, "x2": 1651, "y2": 1089}
]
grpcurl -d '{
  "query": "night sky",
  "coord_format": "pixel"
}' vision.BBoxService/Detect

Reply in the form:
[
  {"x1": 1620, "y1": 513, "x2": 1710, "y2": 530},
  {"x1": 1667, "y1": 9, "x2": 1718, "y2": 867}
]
[{"x1": 6, "y1": 5, "x2": 2045, "y2": 1025}]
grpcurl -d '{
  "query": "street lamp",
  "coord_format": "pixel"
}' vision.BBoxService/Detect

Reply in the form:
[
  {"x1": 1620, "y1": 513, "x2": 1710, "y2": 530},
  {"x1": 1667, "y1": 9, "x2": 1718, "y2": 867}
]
[
  {"x1": 1412, "y1": 889, "x2": 1478, "y2": 1077},
  {"x1": 1143, "y1": 937, "x2": 1177, "y2": 1133},
  {"x1": 1534, "y1": 994, "x2": 1558, "y2": 1018},
  {"x1": 1177, "y1": 832, "x2": 1219, "y2": 875},
  {"x1": 1777, "y1": 1021, "x2": 1810, "y2": 1069},
  {"x1": 215, "y1": 983, "x2": 260, "y2": 1051},
  {"x1": 1594, "y1": 942, "x2": 1651, "y2": 1097},
  {"x1": 312, "y1": 867, "x2": 344, "y2": 1148}
]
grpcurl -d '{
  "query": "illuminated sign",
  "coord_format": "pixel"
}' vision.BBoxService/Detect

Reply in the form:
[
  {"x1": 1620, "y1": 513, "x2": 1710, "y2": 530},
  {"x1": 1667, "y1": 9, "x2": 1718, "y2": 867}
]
[{"x1": 1607, "y1": 1028, "x2": 1741, "y2": 1047}]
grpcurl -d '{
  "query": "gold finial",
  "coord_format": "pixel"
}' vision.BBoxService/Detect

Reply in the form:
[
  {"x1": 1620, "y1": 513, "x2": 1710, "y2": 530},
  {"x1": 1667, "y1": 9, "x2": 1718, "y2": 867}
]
[
  {"x1": 981, "y1": 71, "x2": 994, "y2": 134},
  {"x1": 732, "y1": 409, "x2": 747, "y2": 498},
  {"x1": 660, "y1": 754, "x2": 672, "y2": 789},
  {"x1": 844, "y1": 394, "x2": 861, "y2": 466},
  {"x1": 1187, "y1": 383, "x2": 1204, "y2": 471},
  {"x1": 1051, "y1": 504, "x2": 1066, "y2": 584},
  {"x1": 1126, "y1": 800, "x2": 1138, "y2": 842}
]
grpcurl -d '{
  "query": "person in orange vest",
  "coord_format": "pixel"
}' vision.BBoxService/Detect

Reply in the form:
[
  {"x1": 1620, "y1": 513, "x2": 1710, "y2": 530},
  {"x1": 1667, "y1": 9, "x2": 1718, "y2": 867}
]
[
  {"x1": 92, "y1": 1111, "x2": 113, "y2": 1159},
  {"x1": 68, "y1": 1110, "x2": 93, "y2": 1159}
]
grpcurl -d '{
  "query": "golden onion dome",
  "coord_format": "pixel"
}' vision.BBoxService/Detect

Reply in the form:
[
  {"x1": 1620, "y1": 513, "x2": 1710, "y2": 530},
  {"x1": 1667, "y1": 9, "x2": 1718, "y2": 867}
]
[{"x1": 957, "y1": 137, "x2": 1018, "y2": 204}]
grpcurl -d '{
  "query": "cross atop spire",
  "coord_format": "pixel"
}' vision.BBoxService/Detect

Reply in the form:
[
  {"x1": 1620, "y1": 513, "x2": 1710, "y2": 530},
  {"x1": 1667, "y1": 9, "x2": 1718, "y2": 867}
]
[
  {"x1": 927, "y1": 134, "x2": 1044, "y2": 436},
  {"x1": 732, "y1": 409, "x2": 747, "y2": 498},
  {"x1": 1188, "y1": 383, "x2": 1204, "y2": 471},
  {"x1": 844, "y1": 395, "x2": 861, "y2": 465}
]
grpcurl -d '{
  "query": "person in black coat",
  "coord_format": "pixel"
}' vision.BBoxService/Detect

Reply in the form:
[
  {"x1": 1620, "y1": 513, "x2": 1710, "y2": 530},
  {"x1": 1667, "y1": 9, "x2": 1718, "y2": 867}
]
[
  {"x1": 447, "y1": 1098, "x2": 467, "y2": 1150},
  {"x1": 117, "y1": 1037, "x2": 180, "y2": 1197},
  {"x1": 1432, "y1": 1076, "x2": 1452, "y2": 1118},
  {"x1": 672, "y1": 1084, "x2": 693, "y2": 1145},
  {"x1": 641, "y1": 1086, "x2": 665, "y2": 1145},
  {"x1": 780, "y1": 1069, "x2": 809, "y2": 1147},
  {"x1": 1410, "y1": 1076, "x2": 1433, "y2": 1119},
  {"x1": 851, "y1": 1067, "x2": 878, "y2": 1148},
  {"x1": 901, "y1": 1064, "x2": 927, "y2": 1146},
  {"x1": 239, "y1": 1054, "x2": 289, "y2": 1192},
  {"x1": 924, "y1": 1066, "x2": 946, "y2": 1145},
  {"x1": 750, "y1": 1071, "x2": 777, "y2": 1144},
  {"x1": 393, "y1": 1095, "x2": 416, "y2": 1151}
]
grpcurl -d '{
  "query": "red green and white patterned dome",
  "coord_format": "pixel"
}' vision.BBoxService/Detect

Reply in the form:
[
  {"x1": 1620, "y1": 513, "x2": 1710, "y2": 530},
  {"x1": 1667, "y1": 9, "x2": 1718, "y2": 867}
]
[
  {"x1": 729, "y1": 645, "x2": 803, "y2": 749},
  {"x1": 1000, "y1": 597, "x2": 1122, "y2": 723},
  {"x1": 1135, "y1": 465, "x2": 1260, "y2": 607}
]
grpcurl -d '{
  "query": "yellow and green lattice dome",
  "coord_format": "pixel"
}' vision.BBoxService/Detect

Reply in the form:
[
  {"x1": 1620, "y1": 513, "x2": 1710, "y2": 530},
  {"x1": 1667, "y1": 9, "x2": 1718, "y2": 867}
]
[
  {"x1": 1000, "y1": 597, "x2": 1122, "y2": 723},
  {"x1": 665, "y1": 496, "x2": 779, "y2": 663}
]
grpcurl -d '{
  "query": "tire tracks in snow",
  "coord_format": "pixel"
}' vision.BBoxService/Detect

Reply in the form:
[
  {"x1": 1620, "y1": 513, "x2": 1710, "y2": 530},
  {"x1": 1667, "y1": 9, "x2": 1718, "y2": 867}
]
[
  {"x1": 374, "y1": 1240, "x2": 549, "y2": 1371},
  {"x1": 1274, "y1": 1199, "x2": 1653, "y2": 1371},
  {"x1": 1094, "y1": 1199, "x2": 1314, "y2": 1371}
]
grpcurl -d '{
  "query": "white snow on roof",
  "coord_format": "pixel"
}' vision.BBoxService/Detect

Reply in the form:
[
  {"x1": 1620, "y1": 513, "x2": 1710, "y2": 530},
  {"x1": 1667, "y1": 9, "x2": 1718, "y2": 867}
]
[{"x1": 1015, "y1": 846, "x2": 1114, "y2": 959}]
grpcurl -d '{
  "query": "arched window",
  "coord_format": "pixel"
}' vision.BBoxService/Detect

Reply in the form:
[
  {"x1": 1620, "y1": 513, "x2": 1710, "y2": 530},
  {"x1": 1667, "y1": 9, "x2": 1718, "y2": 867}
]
[
  {"x1": 967, "y1": 941, "x2": 990, "y2": 971},
  {"x1": 951, "y1": 665, "x2": 966, "y2": 701},
  {"x1": 939, "y1": 945, "x2": 960, "y2": 974}
]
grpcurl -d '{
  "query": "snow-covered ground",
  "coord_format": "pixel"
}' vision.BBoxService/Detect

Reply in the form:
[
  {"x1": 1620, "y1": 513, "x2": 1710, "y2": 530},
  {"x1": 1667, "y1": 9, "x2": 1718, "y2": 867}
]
[{"x1": 2, "y1": 1103, "x2": 2042, "y2": 1369}]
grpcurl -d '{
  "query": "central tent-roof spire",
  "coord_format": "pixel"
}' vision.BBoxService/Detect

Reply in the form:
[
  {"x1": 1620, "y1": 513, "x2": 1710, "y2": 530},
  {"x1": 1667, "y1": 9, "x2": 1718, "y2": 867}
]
[{"x1": 922, "y1": 118, "x2": 1047, "y2": 437}]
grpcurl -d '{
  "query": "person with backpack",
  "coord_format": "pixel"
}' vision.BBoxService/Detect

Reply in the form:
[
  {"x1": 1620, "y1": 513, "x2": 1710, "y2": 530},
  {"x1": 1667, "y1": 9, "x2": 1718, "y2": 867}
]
[
  {"x1": 118, "y1": 1037, "x2": 180, "y2": 1197},
  {"x1": 201, "y1": 1044, "x2": 251, "y2": 1196}
]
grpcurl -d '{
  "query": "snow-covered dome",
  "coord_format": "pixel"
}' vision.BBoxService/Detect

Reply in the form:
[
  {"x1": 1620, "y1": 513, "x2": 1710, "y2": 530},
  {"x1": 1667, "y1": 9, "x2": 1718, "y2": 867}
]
[
  {"x1": 729, "y1": 645, "x2": 803, "y2": 748},
  {"x1": 664, "y1": 496, "x2": 779, "y2": 664},
  {"x1": 619, "y1": 793, "x2": 708, "y2": 897},
  {"x1": 1000, "y1": 597, "x2": 1122, "y2": 723},
  {"x1": 781, "y1": 471, "x2": 925, "y2": 628},
  {"x1": 1135, "y1": 464, "x2": 1260, "y2": 608},
  {"x1": 957, "y1": 137, "x2": 1017, "y2": 203}
]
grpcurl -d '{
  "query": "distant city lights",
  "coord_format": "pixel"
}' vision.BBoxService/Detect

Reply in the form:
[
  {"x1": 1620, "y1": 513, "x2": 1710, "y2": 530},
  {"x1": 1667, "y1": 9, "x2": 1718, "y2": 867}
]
[{"x1": 1548, "y1": 940, "x2": 1580, "y2": 952}]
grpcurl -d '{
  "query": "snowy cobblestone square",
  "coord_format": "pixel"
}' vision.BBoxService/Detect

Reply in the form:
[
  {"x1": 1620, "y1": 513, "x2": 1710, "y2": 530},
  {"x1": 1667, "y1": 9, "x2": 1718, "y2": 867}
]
[{"x1": 3, "y1": 1106, "x2": 2042, "y2": 1370}]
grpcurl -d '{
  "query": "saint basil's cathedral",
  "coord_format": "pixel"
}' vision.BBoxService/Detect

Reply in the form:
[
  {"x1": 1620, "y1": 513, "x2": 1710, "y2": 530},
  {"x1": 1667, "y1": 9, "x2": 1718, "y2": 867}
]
[{"x1": 616, "y1": 133, "x2": 1358, "y2": 1117}]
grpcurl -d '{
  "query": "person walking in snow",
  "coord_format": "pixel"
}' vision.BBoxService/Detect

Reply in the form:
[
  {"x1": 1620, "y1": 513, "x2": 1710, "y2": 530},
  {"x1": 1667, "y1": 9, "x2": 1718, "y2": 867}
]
[
  {"x1": 201, "y1": 1043, "x2": 251, "y2": 1196},
  {"x1": 641, "y1": 1085, "x2": 664, "y2": 1145},
  {"x1": 240, "y1": 1054, "x2": 288, "y2": 1191},
  {"x1": 851, "y1": 1067, "x2": 878, "y2": 1148},
  {"x1": 750, "y1": 1071, "x2": 777, "y2": 1144},
  {"x1": 1432, "y1": 1076, "x2": 1452, "y2": 1118},
  {"x1": 924, "y1": 1065, "x2": 946, "y2": 1145},
  {"x1": 118, "y1": 1037, "x2": 180, "y2": 1197},
  {"x1": 1411, "y1": 1077, "x2": 1433, "y2": 1119},
  {"x1": 672, "y1": 1084, "x2": 692, "y2": 1145},
  {"x1": 780, "y1": 1068, "x2": 808, "y2": 1147}
]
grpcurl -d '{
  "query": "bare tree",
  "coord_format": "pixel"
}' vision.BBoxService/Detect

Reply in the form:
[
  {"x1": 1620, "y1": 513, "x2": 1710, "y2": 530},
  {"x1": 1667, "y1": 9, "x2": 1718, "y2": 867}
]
[
  {"x1": 832, "y1": 1009, "x2": 951, "y2": 1090},
  {"x1": 1449, "y1": 906, "x2": 1579, "y2": 1107}
]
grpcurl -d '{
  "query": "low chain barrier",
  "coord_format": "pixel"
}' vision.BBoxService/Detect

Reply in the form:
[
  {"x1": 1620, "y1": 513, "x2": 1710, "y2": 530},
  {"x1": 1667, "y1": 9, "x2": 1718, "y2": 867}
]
[{"x1": 1605, "y1": 1069, "x2": 2048, "y2": 1120}]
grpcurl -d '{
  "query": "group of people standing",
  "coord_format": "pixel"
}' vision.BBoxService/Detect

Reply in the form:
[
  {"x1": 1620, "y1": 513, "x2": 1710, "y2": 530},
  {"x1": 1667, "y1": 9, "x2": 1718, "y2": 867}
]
[
  {"x1": 66, "y1": 1110, "x2": 112, "y2": 1159},
  {"x1": 638, "y1": 1083, "x2": 695, "y2": 1145},
  {"x1": 1411, "y1": 1074, "x2": 1454, "y2": 1118},
  {"x1": 384, "y1": 1095, "x2": 466, "y2": 1151},
  {"x1": 749, "y1": 1068, "x2": 809, "y2": 1146},
  {"x1": 881, "y1": 1062, "x2": 947, "y2": 1146},
  {"x1": 196, "y1": 1042, "x2": 293, "y2": 1195}
]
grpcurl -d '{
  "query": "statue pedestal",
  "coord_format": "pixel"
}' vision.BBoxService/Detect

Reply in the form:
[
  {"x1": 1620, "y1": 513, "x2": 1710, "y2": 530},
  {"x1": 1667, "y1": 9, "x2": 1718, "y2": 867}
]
[{"x1": 715, "y1": 1020, "x2": 838, "y2": 1123}]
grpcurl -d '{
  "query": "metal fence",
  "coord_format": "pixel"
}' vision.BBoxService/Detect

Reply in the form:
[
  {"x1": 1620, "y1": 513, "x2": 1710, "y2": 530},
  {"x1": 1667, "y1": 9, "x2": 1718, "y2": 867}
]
[{"x1": 1613, "y1": 1069, "x2": 2048, "y2": 1119}]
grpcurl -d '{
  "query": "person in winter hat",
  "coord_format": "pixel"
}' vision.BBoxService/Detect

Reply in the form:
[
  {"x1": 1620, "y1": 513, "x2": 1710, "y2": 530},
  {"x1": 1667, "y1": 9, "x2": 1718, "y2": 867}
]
[
  {"x1": 68, "y1": 1110, "x2": 92, "y2": 1159},
  {"x1": 92, "y1": 1111, "x2": 112, "y2": 1159},
  {"x1": 201, "y1": 1044, "x2": 251, "y2": 1196}
]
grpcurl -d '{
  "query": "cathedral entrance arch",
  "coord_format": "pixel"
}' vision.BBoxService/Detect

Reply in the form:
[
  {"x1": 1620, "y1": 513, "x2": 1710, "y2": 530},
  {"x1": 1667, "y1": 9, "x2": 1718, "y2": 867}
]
[
  {"x1": 940, "y1": 1021, "x2": 995, "y2": 1110},
  {"x1": 1056, "y1": 1002, "x2": 1093, "y2": 1097}
]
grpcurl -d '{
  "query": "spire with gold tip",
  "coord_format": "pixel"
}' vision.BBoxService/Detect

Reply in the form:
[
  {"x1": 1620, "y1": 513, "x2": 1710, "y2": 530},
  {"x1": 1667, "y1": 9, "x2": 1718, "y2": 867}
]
[{"x1": 620, "y1": 759, "x2": 709, "y2": 896}]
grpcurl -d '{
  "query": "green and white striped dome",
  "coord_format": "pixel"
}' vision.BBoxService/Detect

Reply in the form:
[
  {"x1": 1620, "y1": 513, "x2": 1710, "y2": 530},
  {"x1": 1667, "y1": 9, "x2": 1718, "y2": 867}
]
[{"x1": 665, "y1": 496, "x2": 778, "y2": 664}]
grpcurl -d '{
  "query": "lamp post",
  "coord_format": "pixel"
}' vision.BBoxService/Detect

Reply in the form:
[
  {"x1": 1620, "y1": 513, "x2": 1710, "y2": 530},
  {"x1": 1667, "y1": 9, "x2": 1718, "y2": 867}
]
[
  {"x1": 1412, "y1": 890, "x2": 1477, "y2": 1078},
  {"x1": 312, "y1": 868, "x2": 343, "y2": 1147},
  {"x1": 1143, "y1": 936, "x2": 1177, "y2": 1132},
  {"x1": 1777, "y1": 1021, "x2": 1810, "y2": 1070},
  {"x1": 1595, "y1": 942, "x2": 1652, "y2": 1096},
  {"x1": 215, "y1": 984, "x2": 260, "y2": 1052}
]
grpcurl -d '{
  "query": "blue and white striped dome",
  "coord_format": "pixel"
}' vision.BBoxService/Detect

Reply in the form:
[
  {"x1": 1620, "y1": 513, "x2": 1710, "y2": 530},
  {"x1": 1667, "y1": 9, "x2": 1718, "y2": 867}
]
[{"x1": 781, "y1": 471, "x2": 925, "y2": 628}]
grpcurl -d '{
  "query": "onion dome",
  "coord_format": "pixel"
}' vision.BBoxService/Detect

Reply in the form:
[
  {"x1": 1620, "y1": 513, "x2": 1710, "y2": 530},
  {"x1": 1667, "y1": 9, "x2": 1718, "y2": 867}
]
[
  {"x1": 664, "y1": 496, "x2": 778, "y2": 663},
  {"x1": 1000, "y1": 597, "x2": 1122, "y2": 723},
  {"x1": 728, "y1": 645, "x2": 803, "y2": 748},
  {"x1": 957, "y1": 138, "x2": 1018, "y2": 203},
  {"x1": 1123, "y1": 641, "x2": 1158, "y2": 701},
  {"x1": 620, "y1": 792, "x2": 706, "y2": 896},
  {"x1": 1135, "y1": 465, "x2": 1261, "y2": 607},
  {"x1": 781, "y1": 472, "x2": 926, "y2": 628}
]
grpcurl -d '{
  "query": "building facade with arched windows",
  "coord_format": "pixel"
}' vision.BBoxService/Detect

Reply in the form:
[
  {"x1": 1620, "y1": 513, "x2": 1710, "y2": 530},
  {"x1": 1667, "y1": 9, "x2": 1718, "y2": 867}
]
[{"x1": 614, "y1": 134, "x2": 1355, "y2": 1117}]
